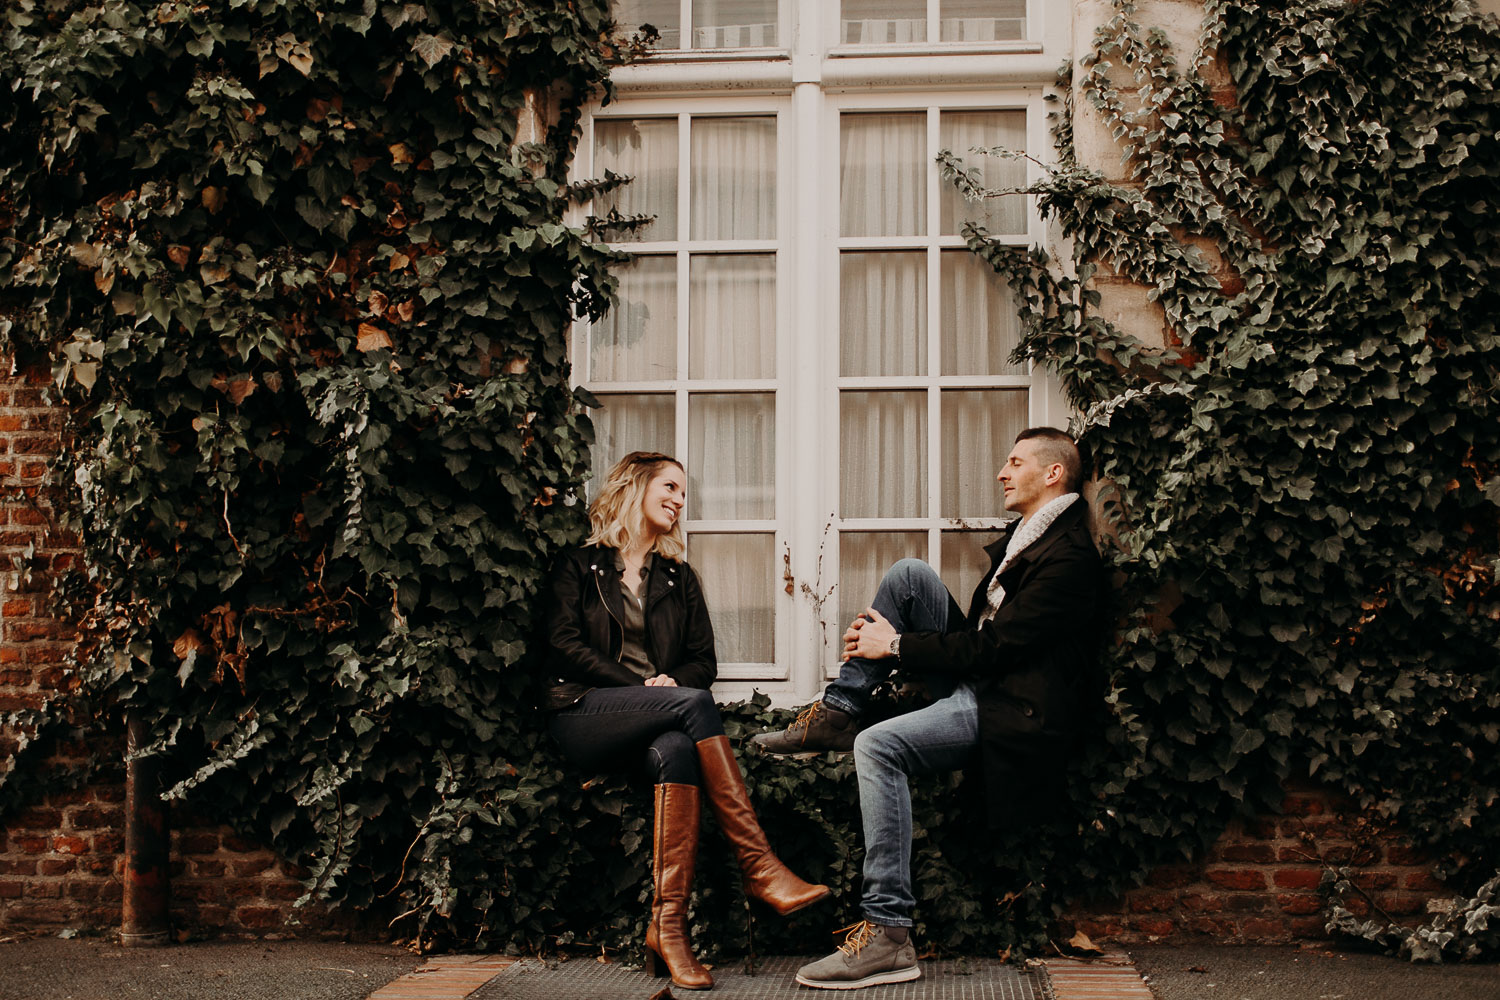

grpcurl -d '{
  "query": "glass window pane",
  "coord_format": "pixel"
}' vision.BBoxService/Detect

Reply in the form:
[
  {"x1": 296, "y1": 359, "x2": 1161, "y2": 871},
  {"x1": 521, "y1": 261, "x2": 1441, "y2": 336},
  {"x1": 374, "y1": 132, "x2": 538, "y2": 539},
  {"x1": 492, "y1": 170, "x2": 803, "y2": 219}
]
[
  {"x1": 690, "y1": 533, "x2": 774, "y2": 663},
  {"x1": 690, "y1": 254, "x2": 776, "y2": 379},
  {"x1": 840, "y1": 113, "x2": 925, "y2": 237},
  {"x1": 841, "y1": 391, "x2": 927, "y2": 518},
  {"x1": 591, "y1": 255, "x2": 676, "y2": 382},
  {"x1": 940, "y1": 251, "x2": 1022, "y2": 376},
  {"x1": 940, "y1": 530, "x2": 998, "y2": 612},
  {"x1": 691, "y1": 117, "x2": 776, "y2": 241},
  {"x1": 612, "y1": 0, "x2": 682, "y2": 49},
  {"x1": 940, "y1": 0, "x2": 1025, "y2": 42},
  {"x1": 694, "y1": 0, "x2": 777, "y2": 47},
  {"x1": 939, "y1": 111, "x2": 1027, "y2": 236},
  {"x1": 838, "y1": 532, "x2": 926, "y2": 644},
  {"x1": 841, "y1": 0, "x2": 926, "y2": 44},
  {"x1": 688, "y1": 393, "x2": 775, "y2": 519},
  {"x1": 595, "y1": 118, "x2": 678, "y2": 243},
  {"x1": 841, "y1": 251, "x2": 926, "y2": 377},
  {"x1": 940, "y1": 389, "x2": 1028, "y2": 518},
  {"x1": 589, "y1": 394, "x2": 676, "y2": 494}
]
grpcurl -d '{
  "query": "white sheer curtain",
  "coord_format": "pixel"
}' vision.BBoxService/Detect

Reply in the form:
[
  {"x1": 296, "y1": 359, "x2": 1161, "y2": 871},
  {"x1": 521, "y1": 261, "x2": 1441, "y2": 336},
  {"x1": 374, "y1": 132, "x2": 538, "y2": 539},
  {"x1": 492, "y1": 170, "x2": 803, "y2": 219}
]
[
  {"x1": 838, "y1": 532, "x2": 925, "y2": 639},
  {"x1": 689, "y1": 393, "x2": 774, "y2": 519},
  {"x1": 690, "y1": 254, "x2": 775, "y2": 379},
  {"x1": 594, "y1": 118, "x2": 678, "y2": 242},
  {"x1": 591, "y1": 255, "x2": 676, "y2": 382},
  {"x1": 690, "y1": 533, "x2": 773, "y2": 662},
  {"x1": 840, "y1": 113, "x2": 924, "y2": 237},
  {"x1": 940, "y1": 389, "x2": 1027, "y2": 518},
  {"x1": 941, "y1": 250, "x2": 1021, "y2": 376},
  {"x1": 940, "y1": 530, "x2": 998, "y2": 607},
  {"x1": 940, "y1": 0, "x2": 1026, "y2": 42},
  {"x1": 589, "y1": 394, "x2": 676, "y2": 493},
  {"x1": 841, "y1": 391, "x2": 927, "y2": 518},
  {"x1": 693, "y1": 0, "x2": 777, "y2": 48},
  {"x1": 841, "y1": 0, "x2": 925, "y2": 44},
  {"x1": 612, "y1": 0, "x2": 682, "y2": 49},
  {"x1": 841, "y1": 252, "x2": 925, "y2": 377},
  {"x1": 940, "y1": 111, "x2": 1027, "y2": 236},
  {"x1": 692, "y1": 117, "x2": 776, "y2": 241}
]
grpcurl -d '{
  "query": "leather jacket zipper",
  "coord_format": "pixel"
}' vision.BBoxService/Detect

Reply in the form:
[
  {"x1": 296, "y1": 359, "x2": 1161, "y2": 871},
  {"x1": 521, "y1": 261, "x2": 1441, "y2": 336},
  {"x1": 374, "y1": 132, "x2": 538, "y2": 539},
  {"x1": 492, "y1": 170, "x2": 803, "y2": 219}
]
[{"x1": 593, "y1": 567, "x2": 625, "y2": 661}]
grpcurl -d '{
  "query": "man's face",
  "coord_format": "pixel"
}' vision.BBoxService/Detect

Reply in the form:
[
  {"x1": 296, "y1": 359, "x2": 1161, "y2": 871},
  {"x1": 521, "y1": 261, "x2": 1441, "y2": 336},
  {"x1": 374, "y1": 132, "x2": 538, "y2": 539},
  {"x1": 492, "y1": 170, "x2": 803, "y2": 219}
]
[{"x1": 997, "y1": 438, "x2": 1060, "y2": 518}]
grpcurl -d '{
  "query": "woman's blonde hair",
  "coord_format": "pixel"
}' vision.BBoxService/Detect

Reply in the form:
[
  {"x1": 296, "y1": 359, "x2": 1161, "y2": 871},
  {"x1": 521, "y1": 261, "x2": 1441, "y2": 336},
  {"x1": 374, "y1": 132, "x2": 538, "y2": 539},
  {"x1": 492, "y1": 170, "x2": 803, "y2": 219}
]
[{"x1": 586, "y1": 451, "x2": 686, "y2": 559}]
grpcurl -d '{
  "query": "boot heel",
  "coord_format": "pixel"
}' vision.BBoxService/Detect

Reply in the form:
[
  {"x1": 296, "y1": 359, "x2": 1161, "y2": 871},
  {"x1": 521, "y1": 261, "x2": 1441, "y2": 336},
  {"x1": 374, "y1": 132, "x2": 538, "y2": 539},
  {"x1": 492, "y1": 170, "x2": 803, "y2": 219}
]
[{"x1": 644, "y1": 943, "x2": 665, "y2": 978}]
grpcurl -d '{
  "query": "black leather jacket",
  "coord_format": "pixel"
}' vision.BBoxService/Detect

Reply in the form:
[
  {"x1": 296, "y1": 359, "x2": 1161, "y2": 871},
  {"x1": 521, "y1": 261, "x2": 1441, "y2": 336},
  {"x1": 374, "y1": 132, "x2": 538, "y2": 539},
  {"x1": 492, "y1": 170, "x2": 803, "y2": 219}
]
[{"x1": 540, "y1": 544, "x2": 717, "y2": 710}]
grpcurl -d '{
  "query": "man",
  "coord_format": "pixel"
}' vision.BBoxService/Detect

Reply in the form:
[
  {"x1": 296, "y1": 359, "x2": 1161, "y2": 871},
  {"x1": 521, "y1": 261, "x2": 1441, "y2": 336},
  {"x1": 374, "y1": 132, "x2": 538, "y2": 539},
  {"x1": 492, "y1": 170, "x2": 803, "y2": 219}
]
[{"x1": 751, "y1": 427, "x2": 1105, "y2": 990}]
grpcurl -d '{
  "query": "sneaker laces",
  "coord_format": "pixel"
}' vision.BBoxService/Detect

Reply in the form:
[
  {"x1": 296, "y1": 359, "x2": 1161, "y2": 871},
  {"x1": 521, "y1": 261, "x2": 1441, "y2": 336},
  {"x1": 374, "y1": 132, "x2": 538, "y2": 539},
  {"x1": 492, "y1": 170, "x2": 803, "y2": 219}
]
[{"x1": 833, "y1": 920, "x2": 877, "y2": 957}]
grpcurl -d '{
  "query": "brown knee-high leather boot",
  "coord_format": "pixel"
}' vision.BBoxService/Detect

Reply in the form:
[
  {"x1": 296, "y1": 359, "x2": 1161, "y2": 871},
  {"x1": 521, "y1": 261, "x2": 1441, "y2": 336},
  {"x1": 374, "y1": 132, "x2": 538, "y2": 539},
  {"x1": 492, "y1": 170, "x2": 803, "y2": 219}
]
[
  {"x1": 695, "y1": 735, "x2": 831, "y2": 916},
  {"x1": 644, "y1": 782, "x2": 713, "y2": 991}
]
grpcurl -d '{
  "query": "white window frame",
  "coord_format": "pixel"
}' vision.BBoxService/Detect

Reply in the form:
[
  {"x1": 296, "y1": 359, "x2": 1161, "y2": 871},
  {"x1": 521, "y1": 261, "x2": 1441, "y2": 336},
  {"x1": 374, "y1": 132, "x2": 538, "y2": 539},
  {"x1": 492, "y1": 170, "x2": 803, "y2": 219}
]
[
  {"x1": 577, "y1": 7, "x2": 1073, "y2": 705},
  {"x1": 576, "y1": 97, "x2": 797, "y2": 685}
]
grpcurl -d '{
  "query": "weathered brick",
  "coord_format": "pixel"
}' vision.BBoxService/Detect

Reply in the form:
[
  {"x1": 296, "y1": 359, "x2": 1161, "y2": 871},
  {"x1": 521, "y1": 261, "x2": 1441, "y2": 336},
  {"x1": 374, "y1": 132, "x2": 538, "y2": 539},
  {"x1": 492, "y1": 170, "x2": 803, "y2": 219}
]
[
  {"x1": 1, "y1": 599, "x2": 33, "y2": 616},
  {"x1": 51, "y1": 835, "x2": 89, "y2": 855},
  {"x1": 92, "y1": 831, "x2": 123, "y2": 854},
  {"x1": 1405, "y1": 871, "x2": 1445, "y2": 892},
  {"x1": 1131, "y1": 917, "x2": 1176, "y2": 937},
  {"x1": 1126, "y1": 891, "x2": 1178, "y2": 913},
  {"x1": 0, "y1": 881, "x2": 22, "y2": 898},
  {"x1": 1216, "y1": 843, "x2": 1276, "y2": 864},
  {"x1": 1145, "y1": 865, "x2": 1198, "y2": 888},
  {"x1": 14, "y1": 807, "x2": 64, "y2": 829},
  {"x1": 37, "y1": 858, "x2": 76, "y2": 876},
  {"x1": 1183, "y1": 915, "x2": 1236, "y2": 936},
  {"x1": 1280, "y1": 794, "x2": 1327, "y2": 816},
  {"x1": 174, "y1": 832, "x2": 220, "y2": 854},
  {"x1": 1273, "y1": 869, "x2": 1323, "y2": 890},
  {"x1": 1242, "y1": 917, "x2": 1290, "y2": 940},
  {"x1": 1276, "y1": 893, "x2": 1323, "y2": 915},
  {"x1": 0, "y1": 860, "x2": 37, "y2": 875},
  {"x1": 192, "y1": 859, "x2": 227, "y2": 878},
  {"x1": 1386, "y1": 844, "x2": 1430, "y2": 866},
  {"x1": 221, "y1": 835, "x2": 262, "y2": 853},
  {"x1": 1375, "y1": 894, "x2": 1426, "y2": 916},
  {"x1": 233, "y1": 906, "x2": 284, "y2": 930},
  {"x1": 230, "y1": 856, "x2": 275, "y2": 877},
  {"x1": 1206, "y1": 869, "x2": 1266, "y2": 891}
]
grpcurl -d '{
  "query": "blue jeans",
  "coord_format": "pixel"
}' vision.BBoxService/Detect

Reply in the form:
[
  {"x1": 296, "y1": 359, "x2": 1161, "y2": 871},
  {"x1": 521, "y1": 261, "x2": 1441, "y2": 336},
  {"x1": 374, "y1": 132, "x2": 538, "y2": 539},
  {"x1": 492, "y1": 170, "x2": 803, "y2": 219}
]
[{"x1": 824, "y1": 558, "x2": 980, "y2": 927}]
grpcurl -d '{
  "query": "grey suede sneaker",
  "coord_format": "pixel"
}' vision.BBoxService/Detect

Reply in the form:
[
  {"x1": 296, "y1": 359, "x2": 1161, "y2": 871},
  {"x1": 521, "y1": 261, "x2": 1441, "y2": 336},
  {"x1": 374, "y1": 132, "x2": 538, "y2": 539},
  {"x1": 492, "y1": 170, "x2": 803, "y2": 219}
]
[
  {"x1": 749, "y1": 702, "x2": 857, "y2": 757},
  {"x1": 795, "y1": 921, "x2": 920, "y2": 990}
]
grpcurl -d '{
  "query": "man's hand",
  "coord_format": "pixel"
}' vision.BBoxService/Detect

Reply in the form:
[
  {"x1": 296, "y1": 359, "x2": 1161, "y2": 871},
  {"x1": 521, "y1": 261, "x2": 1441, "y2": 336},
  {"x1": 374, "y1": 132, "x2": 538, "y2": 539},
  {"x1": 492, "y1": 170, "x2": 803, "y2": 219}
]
[
  {"x1": 843, "y1": 607, "x2": 898, "y2": 661},
  {"x1": 645, "y1": 674, "x2": 679, "y2": 687}
]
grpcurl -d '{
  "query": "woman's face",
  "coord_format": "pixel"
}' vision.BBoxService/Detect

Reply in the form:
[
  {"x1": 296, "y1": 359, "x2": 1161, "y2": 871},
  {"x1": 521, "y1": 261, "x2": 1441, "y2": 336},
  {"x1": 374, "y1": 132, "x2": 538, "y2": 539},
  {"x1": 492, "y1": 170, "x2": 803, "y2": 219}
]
[{"x1": 640, "y1": 464, "x2": 686, "y2": 538}]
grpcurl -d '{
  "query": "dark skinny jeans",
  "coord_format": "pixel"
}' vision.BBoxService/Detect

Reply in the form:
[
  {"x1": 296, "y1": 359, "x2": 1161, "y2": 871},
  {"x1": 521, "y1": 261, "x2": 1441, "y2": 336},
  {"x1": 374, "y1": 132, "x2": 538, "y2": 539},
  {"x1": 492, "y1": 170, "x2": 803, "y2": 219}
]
[{"x1": 548, "y1": 685, "x2": 724, "y2": 786}]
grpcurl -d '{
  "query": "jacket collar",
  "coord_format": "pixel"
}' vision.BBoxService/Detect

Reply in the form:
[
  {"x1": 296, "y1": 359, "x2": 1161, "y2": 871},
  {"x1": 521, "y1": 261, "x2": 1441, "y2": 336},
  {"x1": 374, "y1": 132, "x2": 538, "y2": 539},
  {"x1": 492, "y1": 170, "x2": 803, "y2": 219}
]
[{"x1": 982, "y1": 499, "x2": 1089, "y2": 574}]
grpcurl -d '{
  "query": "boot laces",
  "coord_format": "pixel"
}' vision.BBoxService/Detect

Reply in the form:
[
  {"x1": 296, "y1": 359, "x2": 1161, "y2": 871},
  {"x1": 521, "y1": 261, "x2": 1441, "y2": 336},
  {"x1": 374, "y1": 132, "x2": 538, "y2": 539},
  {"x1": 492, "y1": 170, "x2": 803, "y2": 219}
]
[
  {"x1": 790, "y1": 702, "x2": 824, "y2": 738},
  {"x1": 834, "y1": 920, "x2": 877, "y2": 957}
]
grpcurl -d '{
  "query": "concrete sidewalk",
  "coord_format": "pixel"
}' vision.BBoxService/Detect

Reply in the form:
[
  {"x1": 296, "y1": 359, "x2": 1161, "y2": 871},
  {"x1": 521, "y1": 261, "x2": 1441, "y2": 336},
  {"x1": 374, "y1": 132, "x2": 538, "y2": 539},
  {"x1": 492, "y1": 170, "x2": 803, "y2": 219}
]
[{"x1": 1, "y1": 935, "x2": 1497, "y2": 1000}]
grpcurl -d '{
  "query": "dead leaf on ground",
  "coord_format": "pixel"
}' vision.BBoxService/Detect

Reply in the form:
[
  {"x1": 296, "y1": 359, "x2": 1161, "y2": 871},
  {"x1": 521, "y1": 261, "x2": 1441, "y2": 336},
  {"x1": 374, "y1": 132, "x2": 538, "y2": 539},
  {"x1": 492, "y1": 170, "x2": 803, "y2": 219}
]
[{"x1": 1066, "y1": 930, "x2": 1103, "y2": 955}]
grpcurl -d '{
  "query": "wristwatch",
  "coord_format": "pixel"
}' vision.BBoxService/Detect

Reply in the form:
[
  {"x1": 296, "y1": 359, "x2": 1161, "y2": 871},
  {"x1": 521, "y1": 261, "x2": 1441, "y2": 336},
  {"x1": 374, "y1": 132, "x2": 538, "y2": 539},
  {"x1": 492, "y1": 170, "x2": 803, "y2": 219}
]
[{"x1": 888, "y1": 634, "x2": 901, "y2": 659}]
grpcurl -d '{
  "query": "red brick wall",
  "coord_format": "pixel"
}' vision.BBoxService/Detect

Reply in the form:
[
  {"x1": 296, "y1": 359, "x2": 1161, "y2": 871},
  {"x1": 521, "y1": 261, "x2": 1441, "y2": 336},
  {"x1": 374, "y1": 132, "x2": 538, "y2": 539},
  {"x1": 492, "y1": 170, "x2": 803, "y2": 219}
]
[
  {"x1": 0, "y1": 367, "x2": 345, "y2": 938},
  {"x1": 1065, "y1": 783, "x2": 1446, "y2": 944}
]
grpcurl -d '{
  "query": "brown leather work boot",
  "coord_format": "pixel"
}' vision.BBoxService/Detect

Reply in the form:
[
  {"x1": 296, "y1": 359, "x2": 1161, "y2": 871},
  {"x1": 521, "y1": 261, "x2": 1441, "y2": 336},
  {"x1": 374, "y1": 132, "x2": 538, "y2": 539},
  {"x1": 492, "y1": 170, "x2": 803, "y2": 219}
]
[{"x1": 748, "y1": 702, "x2": 858, "y2": 757}]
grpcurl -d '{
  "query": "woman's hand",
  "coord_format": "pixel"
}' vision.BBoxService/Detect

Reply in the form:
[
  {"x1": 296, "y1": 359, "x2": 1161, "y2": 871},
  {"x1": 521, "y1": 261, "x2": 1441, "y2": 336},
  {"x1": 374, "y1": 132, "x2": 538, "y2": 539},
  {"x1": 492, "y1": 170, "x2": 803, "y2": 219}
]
[
  {"x1": 842, "y1": 607, "x2": 898, "y2": 661},
  {"x1": 645, "y1": 674, "x2": 679, "y2": 687}
]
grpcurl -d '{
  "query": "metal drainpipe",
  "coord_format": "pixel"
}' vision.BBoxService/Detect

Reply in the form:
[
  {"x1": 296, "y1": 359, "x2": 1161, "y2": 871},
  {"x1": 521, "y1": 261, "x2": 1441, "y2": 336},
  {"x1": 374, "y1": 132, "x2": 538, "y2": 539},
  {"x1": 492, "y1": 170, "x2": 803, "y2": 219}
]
[{"x1": 120, "y1": 712, "x2": 170, "y2": 946}]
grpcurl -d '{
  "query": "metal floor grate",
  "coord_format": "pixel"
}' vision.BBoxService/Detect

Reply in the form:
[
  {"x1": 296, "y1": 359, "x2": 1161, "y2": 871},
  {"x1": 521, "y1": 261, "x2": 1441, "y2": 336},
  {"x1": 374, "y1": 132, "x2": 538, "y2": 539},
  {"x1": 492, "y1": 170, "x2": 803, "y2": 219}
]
[{"x1": 478, "y1": 955, "x2": 1047, "y2": 999}]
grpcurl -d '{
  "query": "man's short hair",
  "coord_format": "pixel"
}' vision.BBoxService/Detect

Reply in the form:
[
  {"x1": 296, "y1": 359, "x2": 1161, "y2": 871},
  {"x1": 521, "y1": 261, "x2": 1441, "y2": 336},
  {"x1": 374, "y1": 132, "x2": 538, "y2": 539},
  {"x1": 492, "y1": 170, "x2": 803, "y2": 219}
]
[{"x1": 1014, "y1": 427, "x2": 1085, "y2": 493}]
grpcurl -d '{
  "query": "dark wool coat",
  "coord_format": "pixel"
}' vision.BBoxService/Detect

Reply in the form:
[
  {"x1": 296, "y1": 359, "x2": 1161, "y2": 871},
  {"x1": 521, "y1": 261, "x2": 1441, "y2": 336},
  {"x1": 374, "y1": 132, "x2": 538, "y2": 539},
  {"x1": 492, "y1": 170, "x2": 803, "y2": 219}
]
[
  {"x1": 541, "y1": 544, "x2": 717, "y2": 710},
  {"x1": 899, "y1": 500, "x2": 1106, "y2": 828}
]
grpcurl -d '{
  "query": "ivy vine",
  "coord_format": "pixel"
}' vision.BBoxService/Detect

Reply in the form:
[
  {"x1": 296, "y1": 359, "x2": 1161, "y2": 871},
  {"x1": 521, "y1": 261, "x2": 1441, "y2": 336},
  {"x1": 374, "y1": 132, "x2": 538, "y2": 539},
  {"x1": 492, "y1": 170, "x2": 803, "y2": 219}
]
[{"x1": 948, "y1": 0, "x2": 1500, "y2": 957}]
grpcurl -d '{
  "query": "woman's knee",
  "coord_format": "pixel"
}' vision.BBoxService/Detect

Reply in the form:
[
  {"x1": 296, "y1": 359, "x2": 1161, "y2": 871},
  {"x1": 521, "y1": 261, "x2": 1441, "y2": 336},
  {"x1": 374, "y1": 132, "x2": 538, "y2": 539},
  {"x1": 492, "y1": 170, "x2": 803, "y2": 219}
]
[
  {"x1": 647, "y1": 730, "x2": 700, "y2": 785},
  {"x1": 670, "y1": 686, "x2": 723, "y2": 740}
]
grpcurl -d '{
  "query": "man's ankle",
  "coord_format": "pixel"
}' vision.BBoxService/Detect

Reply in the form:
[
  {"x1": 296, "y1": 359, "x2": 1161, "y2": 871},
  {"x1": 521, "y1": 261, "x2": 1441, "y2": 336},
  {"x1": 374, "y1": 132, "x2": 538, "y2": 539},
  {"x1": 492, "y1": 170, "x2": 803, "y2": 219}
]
[{"x1": 881, "y1": 925, "x2": 909, "y2": 944}]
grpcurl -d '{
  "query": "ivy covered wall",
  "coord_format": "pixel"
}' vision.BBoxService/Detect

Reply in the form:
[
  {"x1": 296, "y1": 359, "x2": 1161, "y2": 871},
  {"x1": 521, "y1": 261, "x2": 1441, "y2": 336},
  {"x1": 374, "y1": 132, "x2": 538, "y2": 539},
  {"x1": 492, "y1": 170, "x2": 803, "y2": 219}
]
[{"x1": 0, "y1": 0, "x2": 1496, "y2": 963}]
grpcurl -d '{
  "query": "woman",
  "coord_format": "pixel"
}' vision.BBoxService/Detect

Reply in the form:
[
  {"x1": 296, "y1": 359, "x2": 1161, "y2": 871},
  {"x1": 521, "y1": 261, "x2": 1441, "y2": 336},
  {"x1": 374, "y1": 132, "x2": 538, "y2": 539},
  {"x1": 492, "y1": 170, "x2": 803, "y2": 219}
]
[{"x1": 542, "y1": 451, "x2": 828, "y2": 990}]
